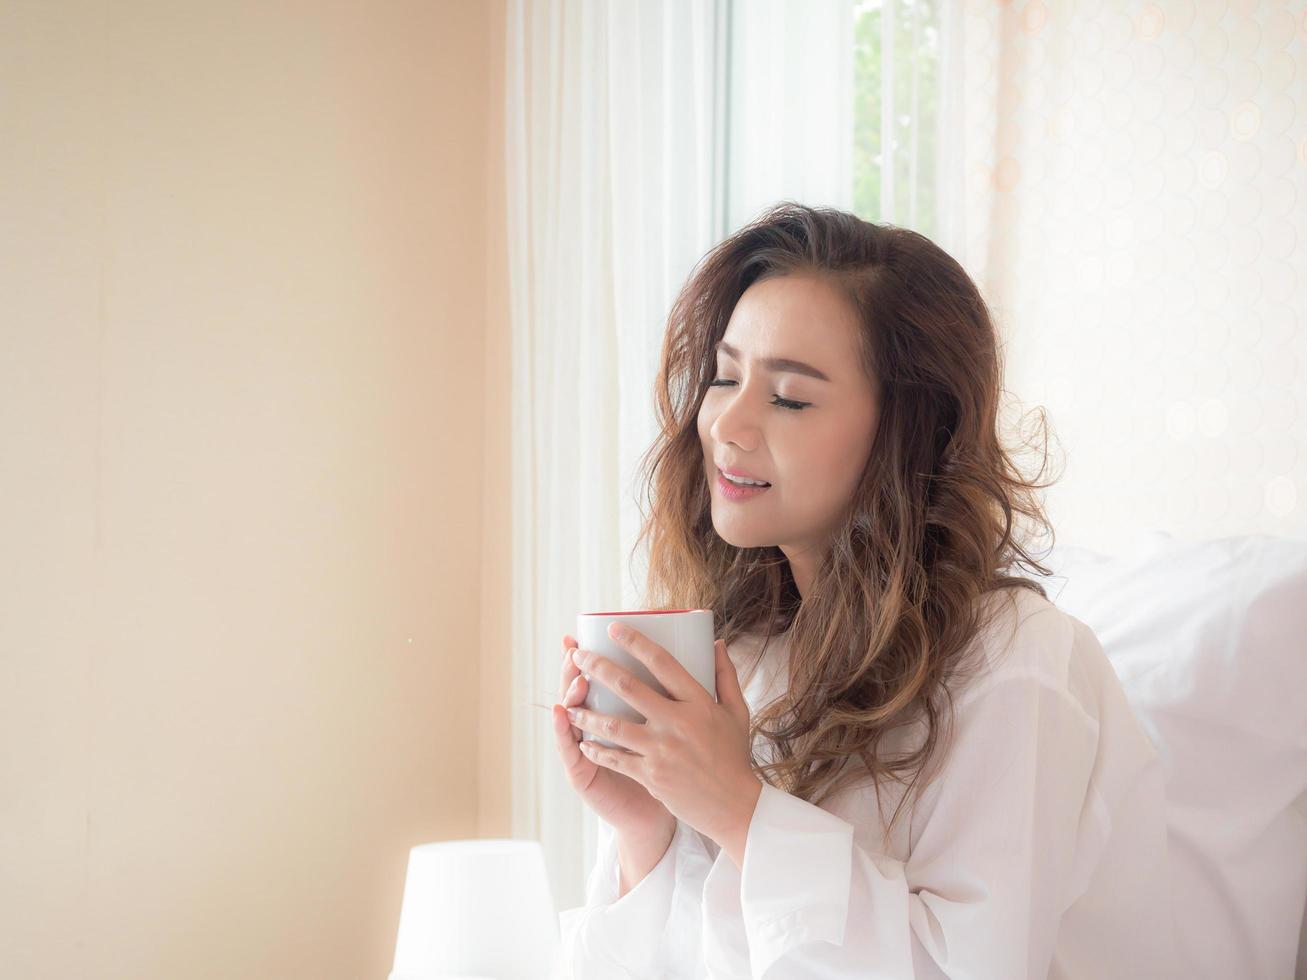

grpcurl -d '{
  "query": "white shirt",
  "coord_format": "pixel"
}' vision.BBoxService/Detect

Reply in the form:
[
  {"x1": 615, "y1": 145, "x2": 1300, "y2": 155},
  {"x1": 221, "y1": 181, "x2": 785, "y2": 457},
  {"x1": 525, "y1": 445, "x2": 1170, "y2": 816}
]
[{"x1": 554, "y1": 586, "x2": 1178, "y2": 979}]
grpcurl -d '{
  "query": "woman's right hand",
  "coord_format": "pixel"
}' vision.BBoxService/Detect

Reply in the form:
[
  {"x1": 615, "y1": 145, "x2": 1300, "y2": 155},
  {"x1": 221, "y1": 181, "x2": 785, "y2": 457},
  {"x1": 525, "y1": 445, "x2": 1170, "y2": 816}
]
[{"x1": 552, "y1": 633, "x2": 674, "y2": 838}]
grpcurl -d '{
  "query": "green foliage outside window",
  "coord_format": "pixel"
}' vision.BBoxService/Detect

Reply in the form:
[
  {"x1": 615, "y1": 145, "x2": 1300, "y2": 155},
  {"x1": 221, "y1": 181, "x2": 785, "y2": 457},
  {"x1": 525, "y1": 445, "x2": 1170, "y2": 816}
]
[{"x1": 853, "y1": 0, "x2": 942, "y2": 238}]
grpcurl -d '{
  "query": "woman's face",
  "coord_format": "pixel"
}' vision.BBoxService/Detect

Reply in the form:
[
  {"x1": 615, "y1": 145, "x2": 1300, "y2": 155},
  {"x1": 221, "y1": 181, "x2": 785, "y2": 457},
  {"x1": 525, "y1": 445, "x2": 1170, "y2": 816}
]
[{"x1": 697, "y1": 272, "x2": 880, "y2": 561}]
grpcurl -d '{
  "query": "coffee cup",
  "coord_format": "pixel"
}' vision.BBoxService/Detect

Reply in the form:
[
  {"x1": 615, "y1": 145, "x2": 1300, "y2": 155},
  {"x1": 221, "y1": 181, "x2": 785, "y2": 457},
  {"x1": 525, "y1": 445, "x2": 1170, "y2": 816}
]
[{"x1": 574, "y1": 608, "x2": 716, "y2": 750}]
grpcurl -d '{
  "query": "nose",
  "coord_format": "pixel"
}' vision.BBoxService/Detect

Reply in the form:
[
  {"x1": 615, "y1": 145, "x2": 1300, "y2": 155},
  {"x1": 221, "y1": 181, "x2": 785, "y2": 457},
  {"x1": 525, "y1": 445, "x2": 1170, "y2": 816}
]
[{"x1": 708, "y1": 384, "x2": 763, "y2": 452}]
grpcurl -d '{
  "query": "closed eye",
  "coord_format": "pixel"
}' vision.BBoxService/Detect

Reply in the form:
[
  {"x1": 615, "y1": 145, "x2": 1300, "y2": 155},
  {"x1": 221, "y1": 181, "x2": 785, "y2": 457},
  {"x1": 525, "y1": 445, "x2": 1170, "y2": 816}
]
[{"x1": 707, "y1": 379, "x2": 811, "y2": 411}]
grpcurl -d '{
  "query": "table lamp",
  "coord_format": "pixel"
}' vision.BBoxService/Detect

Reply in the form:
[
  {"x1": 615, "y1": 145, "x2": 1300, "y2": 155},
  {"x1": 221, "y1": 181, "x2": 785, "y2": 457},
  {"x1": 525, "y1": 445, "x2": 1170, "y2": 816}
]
[{"x1": 388, "y1": 837, "x2": 559, "y2": 980}]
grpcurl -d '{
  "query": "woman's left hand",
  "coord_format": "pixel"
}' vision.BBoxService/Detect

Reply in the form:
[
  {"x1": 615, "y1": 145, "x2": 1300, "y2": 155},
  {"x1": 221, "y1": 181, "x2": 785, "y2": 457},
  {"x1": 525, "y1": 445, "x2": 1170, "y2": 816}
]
[{"x1": 567, "y1": 622, "x2": 761, "y2": 851}]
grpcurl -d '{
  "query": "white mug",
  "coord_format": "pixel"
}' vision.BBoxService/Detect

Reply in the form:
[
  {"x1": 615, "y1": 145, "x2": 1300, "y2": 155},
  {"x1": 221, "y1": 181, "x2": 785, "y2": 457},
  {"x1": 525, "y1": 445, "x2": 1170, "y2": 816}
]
[{"x1": 574, "y1": 608, "x2": 717, "y2": 750}]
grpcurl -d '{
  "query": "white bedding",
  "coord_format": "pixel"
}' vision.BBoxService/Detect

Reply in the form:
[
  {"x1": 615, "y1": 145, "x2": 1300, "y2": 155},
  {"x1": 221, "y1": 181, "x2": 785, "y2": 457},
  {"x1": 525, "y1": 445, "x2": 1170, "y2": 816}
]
[{"x1": 1036, "y1": 531, "x2": 1307, "y2": 980}]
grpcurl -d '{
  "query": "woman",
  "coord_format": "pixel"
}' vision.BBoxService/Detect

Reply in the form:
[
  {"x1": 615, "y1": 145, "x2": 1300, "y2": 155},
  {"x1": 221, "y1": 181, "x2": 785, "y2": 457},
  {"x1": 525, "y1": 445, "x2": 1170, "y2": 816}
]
[{"x1": 549, "y1": 203, "x2": 1176, "y2": 978}]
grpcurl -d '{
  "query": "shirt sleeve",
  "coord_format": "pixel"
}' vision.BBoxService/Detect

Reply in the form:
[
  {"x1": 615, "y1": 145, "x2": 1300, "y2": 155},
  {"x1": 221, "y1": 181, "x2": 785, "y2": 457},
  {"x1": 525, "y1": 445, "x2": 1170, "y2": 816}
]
[
  {"x1": 555, "y1": 813, "x2": 716, "y2": 979},
  {"x1": 700, "y1": 675, "x2": 1109, "y2": 980}
]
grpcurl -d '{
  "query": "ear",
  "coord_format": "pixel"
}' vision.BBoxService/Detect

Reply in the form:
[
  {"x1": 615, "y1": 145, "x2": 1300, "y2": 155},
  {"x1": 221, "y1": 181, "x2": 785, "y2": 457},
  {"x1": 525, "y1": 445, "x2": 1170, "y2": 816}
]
[{"x1": 713, "y1": 639, "x2": 750, "y2": 728}]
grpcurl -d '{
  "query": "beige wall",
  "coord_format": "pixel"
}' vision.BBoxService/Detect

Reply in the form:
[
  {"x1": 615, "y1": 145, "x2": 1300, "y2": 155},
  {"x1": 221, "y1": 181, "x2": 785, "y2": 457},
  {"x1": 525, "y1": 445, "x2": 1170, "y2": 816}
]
[{"x1": 0, "y1": 2, "x2": 511, "y2": 977}]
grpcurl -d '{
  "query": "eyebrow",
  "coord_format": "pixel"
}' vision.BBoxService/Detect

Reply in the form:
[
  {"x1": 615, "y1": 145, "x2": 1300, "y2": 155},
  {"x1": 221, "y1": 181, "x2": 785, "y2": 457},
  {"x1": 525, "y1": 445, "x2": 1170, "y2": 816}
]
[{"x1": 714, "y1": 341, "x2": 833, "y2": 383}]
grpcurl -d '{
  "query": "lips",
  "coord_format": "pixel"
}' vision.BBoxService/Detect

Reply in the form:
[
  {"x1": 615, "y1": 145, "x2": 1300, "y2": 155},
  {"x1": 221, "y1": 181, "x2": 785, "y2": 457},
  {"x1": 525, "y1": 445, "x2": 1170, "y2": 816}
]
[
  {"x1": 716, "y1": 470, "x2": 771, "y2": 500},
  {"x1": 716, "y1": 464, "x2": 771, "y2": 487}
]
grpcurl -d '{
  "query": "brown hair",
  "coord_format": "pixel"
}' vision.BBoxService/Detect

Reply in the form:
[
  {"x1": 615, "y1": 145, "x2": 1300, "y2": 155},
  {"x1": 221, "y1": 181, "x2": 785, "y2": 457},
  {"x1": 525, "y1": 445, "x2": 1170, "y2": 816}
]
[{"x1": 629, "y1": 201, "x2": 1062, "y2": 838}]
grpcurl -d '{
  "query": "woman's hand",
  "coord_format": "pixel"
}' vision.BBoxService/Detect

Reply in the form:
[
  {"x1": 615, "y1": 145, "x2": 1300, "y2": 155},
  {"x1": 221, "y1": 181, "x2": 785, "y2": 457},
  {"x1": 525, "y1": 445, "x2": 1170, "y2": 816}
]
[
  {"x1": 563, "y1": 622, "x2": 762, "y2": 853},
  {"x1": 552, "y1": 634, "x2": 674, "y2": 839}
]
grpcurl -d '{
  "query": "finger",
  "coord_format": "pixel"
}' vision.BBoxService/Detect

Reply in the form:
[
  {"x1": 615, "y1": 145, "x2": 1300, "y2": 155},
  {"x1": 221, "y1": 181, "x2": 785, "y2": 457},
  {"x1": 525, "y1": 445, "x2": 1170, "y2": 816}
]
[
  {"x1": 558, "y1": 633, "x2": 579, "y2": 701},
  {"x1": 572, "y1": 647, "x2": 667, "y2": 722},
  {"x1": 577, "y1": 736, "x2": 641, "y2": 784},
  {"x1": 605, "y1": 623, "x2": 706, "y2": 703},
  {"x1": 564, "y1": 674, "x2": 588, "y2": 739},
  {"x1": 551, "y1": 702, "x2": 596, "y2": 779},
  {"x1": 564, "y1": 672, "x2": 588, "y2": 707},
  {"x1": 714, "y1": 638, "x2": 751, "y2": 727},
  {"x1": 567, "y1": 705, "x2": 651, "y2": 756}
]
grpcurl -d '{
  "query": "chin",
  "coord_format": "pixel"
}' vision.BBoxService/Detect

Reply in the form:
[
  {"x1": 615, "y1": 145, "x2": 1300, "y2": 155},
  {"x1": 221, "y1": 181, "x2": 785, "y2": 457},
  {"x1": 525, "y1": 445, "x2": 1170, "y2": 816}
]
[{"x1": 712, "y1": 520, "x2": 778, "y2": 551}]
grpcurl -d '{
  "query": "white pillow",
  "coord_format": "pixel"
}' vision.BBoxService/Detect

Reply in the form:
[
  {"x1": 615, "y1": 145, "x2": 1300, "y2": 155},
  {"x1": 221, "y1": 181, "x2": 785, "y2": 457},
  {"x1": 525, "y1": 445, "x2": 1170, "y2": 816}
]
[{"x1": 1033, "y1": 531, "x2": 1307, "y2": 980}]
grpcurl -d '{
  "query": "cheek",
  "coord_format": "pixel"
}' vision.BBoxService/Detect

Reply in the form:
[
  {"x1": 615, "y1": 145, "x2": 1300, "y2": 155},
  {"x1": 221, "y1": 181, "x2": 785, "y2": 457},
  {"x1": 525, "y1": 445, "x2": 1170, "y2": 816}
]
[
  {"x1": 697, "y1": 402, "x2": 714, "y2": 446},
  {"x1": 792, "y1": 425, "x2": 867, "y2": 492}
]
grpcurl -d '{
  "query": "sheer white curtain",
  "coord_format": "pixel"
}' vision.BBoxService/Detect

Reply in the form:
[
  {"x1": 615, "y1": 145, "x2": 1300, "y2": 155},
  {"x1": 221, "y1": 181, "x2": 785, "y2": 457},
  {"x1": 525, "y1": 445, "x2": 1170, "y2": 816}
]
[
  {"x1": 725, "y1": 0, "x2": 855, "y2": 231},
  {"x1": 504, "y1": 0, "x2": 727, "y2": 913},
  {"x1": 955, "y1": 0, "x2": 1307, "y2": 554}
]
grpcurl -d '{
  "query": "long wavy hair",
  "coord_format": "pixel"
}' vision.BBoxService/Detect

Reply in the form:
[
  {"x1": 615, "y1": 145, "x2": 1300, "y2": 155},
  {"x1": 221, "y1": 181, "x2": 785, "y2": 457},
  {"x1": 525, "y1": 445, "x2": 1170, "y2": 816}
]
[{"x1": 629, "y1": 202, "x2": 1062, "y2": 838}]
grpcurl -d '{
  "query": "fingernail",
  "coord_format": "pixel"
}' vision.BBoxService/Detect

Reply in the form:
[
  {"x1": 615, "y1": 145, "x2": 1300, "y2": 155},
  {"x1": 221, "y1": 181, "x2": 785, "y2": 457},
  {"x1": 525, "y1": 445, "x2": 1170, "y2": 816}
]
[{"x1": 566, "y1": 707, "x2": 579, "y2": 722}]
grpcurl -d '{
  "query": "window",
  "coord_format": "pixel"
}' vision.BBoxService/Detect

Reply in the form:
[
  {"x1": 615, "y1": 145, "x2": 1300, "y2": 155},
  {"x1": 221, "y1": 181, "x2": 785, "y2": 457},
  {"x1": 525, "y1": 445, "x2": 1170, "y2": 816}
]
[
  {"x1": 853, "y1": 0, "x2": 944, "y2": 236},
  {"x1": 725, "y1": 0, "x2": 946, "y2": 240}
]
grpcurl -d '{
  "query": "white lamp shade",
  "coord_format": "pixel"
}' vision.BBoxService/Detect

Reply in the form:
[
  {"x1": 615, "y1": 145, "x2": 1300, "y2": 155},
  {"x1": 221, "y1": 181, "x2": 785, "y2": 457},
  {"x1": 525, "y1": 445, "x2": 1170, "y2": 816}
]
[{"x1": 389, "y1": 838, "x2": 558, "y2": 980}]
